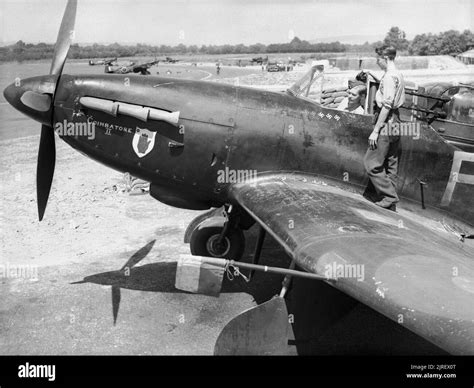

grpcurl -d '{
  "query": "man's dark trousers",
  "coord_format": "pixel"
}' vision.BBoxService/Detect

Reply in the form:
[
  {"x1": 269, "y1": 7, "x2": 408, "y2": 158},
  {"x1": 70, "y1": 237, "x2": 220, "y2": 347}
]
[{"x1": 363, "y1": 110, "x2": 401, "y2": 206}]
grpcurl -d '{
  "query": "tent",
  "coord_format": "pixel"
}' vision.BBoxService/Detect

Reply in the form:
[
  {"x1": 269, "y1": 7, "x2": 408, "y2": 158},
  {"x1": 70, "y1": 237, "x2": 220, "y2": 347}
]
[{"x1": 456, "y1": 49, "x2": 474, "y2": 65}]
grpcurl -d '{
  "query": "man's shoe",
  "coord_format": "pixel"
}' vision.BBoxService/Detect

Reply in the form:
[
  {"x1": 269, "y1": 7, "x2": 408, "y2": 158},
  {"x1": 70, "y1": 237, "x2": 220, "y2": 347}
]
[{"x1": 375, "y1": 200, "x2": 397, "y2": 212}]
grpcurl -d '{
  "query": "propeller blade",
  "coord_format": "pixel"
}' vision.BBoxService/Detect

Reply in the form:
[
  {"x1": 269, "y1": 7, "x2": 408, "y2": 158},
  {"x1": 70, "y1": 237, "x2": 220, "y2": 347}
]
[
  {"x1": 20, "y1": 91, "x2": 52, "y2": 112},
  {"x1": 37, "y1": 125, "x2": 56, "y2": 221},
  {"x1": 49, "y1": 0, "x2": 78, "y2": 75},
  {"x1": 120, "y1": 240, "x2": 156, "y2": 271},
  {"x1": 112, "y1": 286, "x2": 121, "y2": 325}
]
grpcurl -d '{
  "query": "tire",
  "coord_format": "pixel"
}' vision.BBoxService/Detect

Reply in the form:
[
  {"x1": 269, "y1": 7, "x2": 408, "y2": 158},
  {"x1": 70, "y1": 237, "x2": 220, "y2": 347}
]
[
  {"x1": 190, "y1": 226, "x2": 245, "y2": 261},
  {"x1": 184, "y1": 207, "x2": 224, "y2": 243}
]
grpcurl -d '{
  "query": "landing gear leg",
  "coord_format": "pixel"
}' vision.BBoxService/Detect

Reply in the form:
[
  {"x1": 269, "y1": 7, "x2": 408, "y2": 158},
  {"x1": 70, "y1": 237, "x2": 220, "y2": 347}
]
[
  {"x1": 279, "y1": 260, "x2": 296, "y2": 298},
  {"x1": 189, "y1": 205, "x2": 246, "y2": 260},
  {"x1": 248, "y1": 226, "x2": 266, "y2": 280}
]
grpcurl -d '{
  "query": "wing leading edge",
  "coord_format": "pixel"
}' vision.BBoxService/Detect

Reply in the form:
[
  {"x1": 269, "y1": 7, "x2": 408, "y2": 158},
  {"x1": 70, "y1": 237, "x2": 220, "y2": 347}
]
[{"x1": 229, "y1": 173, "x2": 474, "y2": 355}]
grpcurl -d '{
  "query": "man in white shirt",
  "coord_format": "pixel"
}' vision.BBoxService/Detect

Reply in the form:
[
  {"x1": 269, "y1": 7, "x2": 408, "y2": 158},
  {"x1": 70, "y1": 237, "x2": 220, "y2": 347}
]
[
  {"x1": 363, "y1": 45, "x2": 406, "y2": 211},
  {"x1": 337, "y1": 84, "x2": 367, "y2": 114}
]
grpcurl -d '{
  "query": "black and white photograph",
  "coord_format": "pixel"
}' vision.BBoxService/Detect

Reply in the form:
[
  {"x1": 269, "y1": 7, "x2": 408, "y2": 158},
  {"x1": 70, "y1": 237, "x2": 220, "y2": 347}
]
[{"x1": 0, "y1": 0, "x2": 473, "y2": 382}]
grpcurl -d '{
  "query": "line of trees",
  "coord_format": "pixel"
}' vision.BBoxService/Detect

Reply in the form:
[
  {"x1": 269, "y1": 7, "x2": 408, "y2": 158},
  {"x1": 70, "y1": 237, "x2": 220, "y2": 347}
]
[
  {"x1": 382, "y1": 26, "x2": 473, "y2": 55},
  {"x1": 0, "y1": 38, "x2": 346, "y2": 62},
  {"x1": 408, "y1": 29, "x2": 473, "y2": 55},
  {"x1": 1, "y1": 27, "x2": 472, "y2": 62}
]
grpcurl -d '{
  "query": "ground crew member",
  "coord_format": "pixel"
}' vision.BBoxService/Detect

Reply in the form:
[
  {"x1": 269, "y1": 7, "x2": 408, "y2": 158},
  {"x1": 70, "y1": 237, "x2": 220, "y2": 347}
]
[{"x1": 363, "y1": 45, "x2": 405, "y2": 211}]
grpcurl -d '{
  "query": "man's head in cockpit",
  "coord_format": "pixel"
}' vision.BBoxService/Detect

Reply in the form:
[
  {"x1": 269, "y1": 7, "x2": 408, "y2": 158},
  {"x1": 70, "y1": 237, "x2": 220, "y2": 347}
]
[{"x1": 347, "y1": 85, "x2": 367, "y2": 111}]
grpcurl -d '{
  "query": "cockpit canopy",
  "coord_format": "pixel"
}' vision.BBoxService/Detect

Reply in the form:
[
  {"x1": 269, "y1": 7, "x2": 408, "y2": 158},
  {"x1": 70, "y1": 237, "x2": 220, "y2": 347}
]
[{"x1": 287, "y1": 64, "x2": 325, "y2": 101}]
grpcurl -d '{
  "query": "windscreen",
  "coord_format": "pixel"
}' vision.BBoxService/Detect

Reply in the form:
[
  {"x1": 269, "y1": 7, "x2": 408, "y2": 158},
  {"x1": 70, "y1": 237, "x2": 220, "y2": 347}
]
[{"x1": 286, "y1": 65, "x2": 324, "y2": 102}]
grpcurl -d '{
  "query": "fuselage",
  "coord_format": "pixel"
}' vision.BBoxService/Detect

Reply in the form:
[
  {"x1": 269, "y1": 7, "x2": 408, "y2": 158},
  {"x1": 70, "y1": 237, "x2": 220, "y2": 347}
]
[{"x1": 41, "y1": 73, "x2": 474, "y2": 228}]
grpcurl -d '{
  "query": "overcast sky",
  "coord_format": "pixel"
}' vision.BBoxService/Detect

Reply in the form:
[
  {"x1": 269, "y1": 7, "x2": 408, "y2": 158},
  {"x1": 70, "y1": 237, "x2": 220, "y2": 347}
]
[{"x1": 0, "y1": 0, "x2": 472, "y2": 46}]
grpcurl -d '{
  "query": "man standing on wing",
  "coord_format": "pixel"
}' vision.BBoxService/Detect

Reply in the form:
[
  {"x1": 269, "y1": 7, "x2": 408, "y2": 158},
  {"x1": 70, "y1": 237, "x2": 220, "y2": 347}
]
[{"x1": 364, "y1": 45, "x2": 405, "y2": 211}]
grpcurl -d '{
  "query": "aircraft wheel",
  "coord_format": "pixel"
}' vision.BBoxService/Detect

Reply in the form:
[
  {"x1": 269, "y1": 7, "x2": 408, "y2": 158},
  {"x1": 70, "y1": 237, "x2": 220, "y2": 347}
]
[
  {"x1": 190, "y1": 226, "x2": 245, "y2": 260},
  {"x1": 184, "y1": 207, "x2": 224, "y2": 244}
]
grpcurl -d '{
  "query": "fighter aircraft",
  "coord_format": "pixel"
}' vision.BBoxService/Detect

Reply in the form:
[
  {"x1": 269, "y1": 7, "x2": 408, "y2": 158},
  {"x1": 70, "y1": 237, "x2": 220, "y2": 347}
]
[
  {"x1": 105, "y1": 58, "x2": 159, "y2": 75},
  {"x1": 89, "y1": 57, "x2": 117, "y2": 66},
  {"x1": 163, "y1": 56, "x2": 181, "y2": 63},
  {"x1": 251, "y1": 56, "x2": 268, "y2": 65},
  {"x1": 3, "y1": 0, "x2": 474, "y2": 355},
  {"x1": 413, "y1": 81, "x2": 474, "y2": 152}
]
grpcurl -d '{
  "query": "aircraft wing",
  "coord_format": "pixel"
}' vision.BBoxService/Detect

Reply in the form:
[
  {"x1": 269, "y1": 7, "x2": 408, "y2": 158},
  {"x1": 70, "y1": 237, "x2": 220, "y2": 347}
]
[{"x1": 229, "y1": 173, "x2": 474, "y2": 355}]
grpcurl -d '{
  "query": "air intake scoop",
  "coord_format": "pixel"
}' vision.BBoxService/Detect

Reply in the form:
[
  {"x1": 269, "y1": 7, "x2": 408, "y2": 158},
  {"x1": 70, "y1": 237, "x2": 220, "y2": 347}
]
[{"x1": 79, "y1": 96, "x2": 180, "y2": 126}]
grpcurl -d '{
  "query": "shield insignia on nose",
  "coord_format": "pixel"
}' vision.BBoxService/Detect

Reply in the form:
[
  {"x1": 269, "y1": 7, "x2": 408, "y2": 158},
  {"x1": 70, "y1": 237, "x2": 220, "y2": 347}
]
[{"x1": 132, "y1": 127, "x2": 156, "y2": 158}]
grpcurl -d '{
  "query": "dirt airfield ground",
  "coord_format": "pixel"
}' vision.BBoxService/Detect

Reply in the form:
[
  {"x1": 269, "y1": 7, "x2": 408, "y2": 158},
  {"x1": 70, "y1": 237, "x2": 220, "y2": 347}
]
[
  {"x1": 0, "y1": 132, "x2": 285, "y2": 355},
  {"x1": 0, "y1": 57, "x2": 470, "y2": 355}
]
